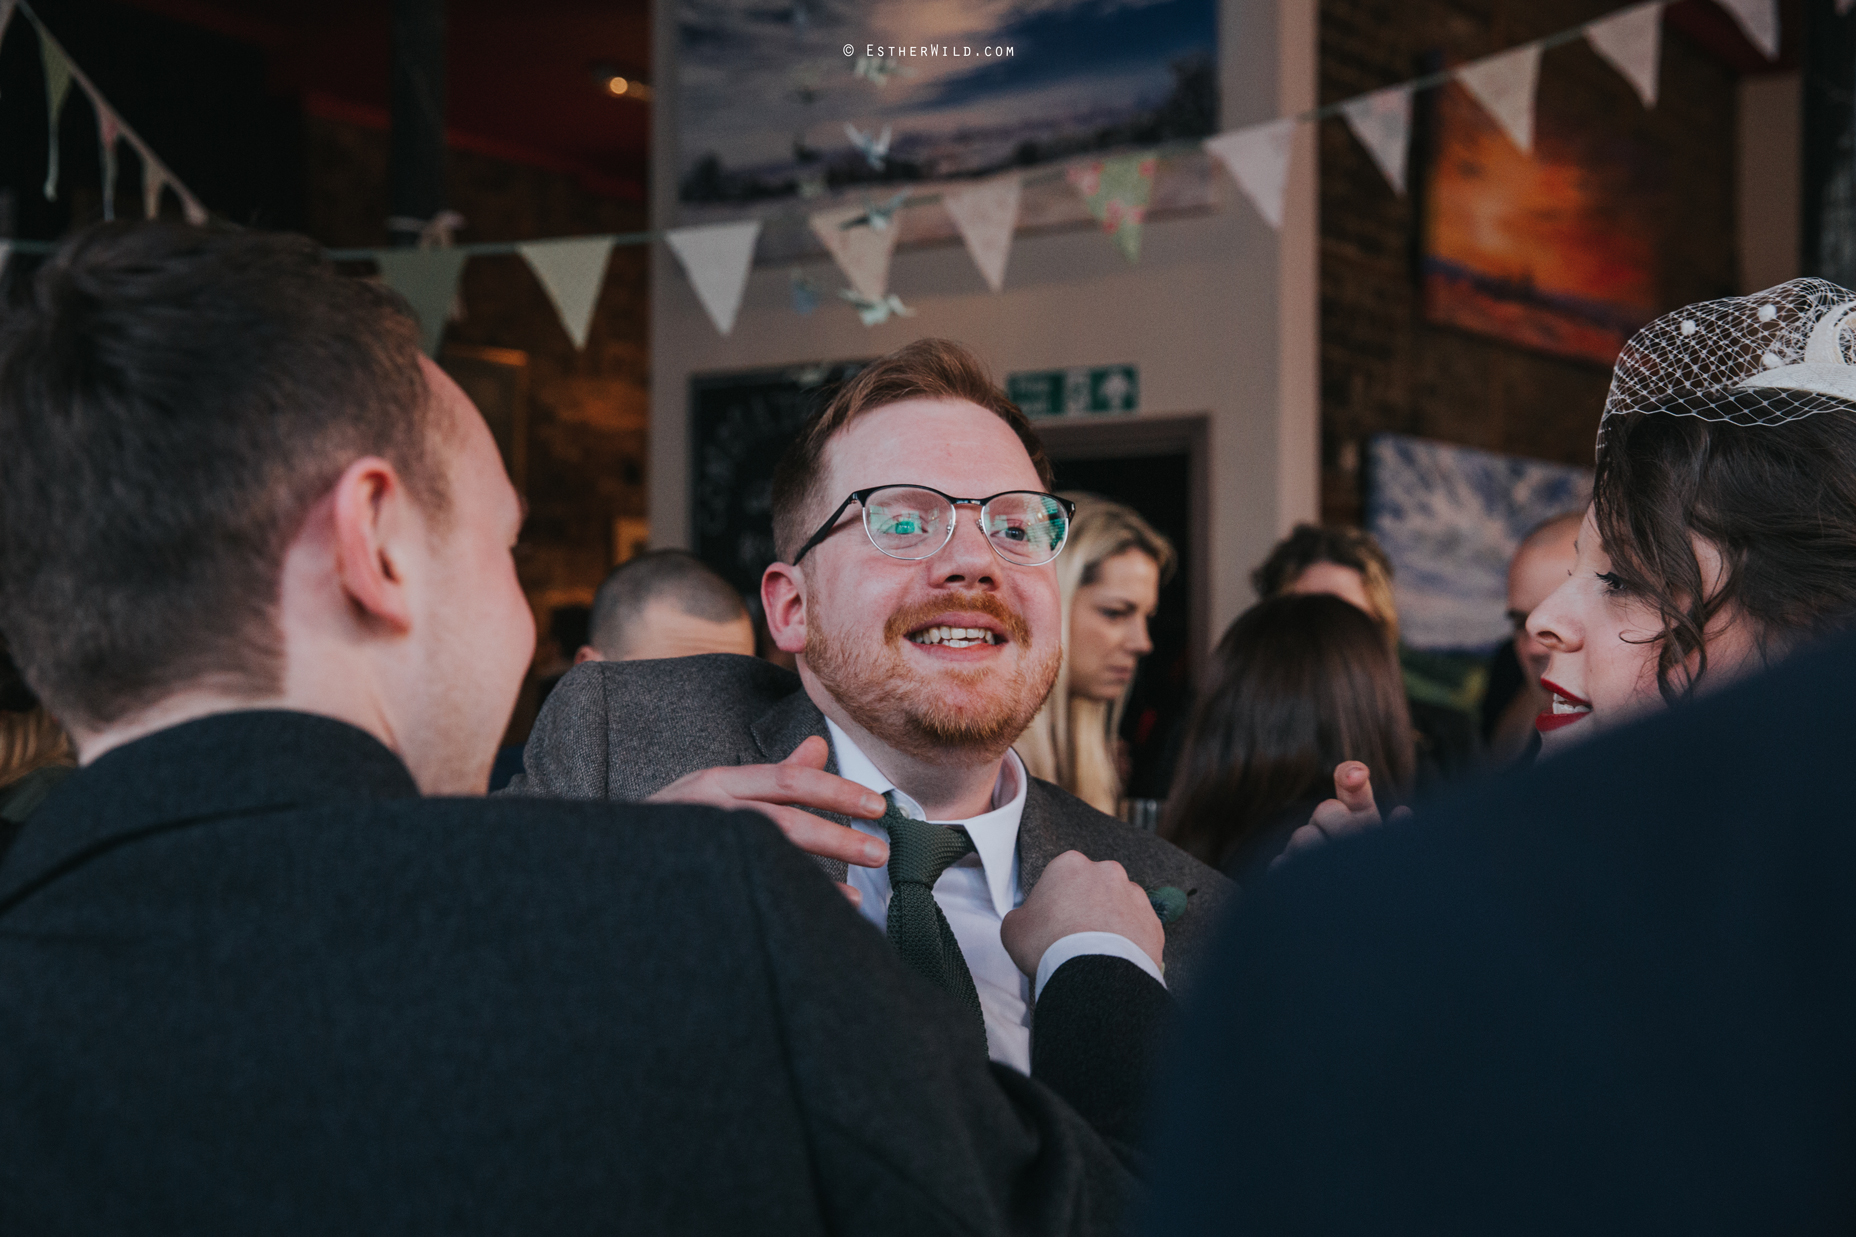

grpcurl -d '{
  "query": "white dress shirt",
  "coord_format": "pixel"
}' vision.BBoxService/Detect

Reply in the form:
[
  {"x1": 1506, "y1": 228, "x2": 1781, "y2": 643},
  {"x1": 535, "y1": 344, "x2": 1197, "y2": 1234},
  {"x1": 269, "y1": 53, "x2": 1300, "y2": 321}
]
[{"x1": 824, "y1": 718, "x2": 1164, "y2": 1073}]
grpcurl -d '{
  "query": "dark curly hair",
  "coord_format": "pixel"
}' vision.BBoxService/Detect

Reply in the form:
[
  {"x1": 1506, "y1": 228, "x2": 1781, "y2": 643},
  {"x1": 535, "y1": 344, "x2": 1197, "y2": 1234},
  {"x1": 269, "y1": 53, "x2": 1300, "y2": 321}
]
[{"x1": 1593, "y1": 392, "x2": 1856, "y2": 703}]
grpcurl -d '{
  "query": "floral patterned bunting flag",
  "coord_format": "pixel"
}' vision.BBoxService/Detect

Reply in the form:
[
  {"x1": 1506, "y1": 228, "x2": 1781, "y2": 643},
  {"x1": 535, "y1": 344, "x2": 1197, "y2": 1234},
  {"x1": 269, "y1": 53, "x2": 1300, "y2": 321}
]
[{"x1": 1066, "y1": 154, "x2": 1156, "y2": 263}]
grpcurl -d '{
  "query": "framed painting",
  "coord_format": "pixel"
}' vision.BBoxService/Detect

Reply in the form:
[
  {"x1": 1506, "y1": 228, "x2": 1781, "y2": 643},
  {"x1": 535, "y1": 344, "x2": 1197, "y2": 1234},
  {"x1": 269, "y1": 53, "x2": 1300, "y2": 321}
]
[
  {"x1": 1366, "y1": 433, "x2": 1592, "y2": 653},
  {"x1": 1420, "y1": 75, "x2": 1661, "y2": 366},
  {"x1": 675, "y1": 0, "x2": 1219, "y2": 261},
  {"x1": 440, "y1": 344, "x2": 530, "y2": 497}
]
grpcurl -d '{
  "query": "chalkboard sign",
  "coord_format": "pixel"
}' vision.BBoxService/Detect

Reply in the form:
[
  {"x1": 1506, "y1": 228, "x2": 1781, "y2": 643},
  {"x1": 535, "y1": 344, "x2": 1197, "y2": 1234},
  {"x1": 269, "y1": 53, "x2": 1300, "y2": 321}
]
[{"x1": 689, "y1": 362, "x2": 867, "y2": 596}]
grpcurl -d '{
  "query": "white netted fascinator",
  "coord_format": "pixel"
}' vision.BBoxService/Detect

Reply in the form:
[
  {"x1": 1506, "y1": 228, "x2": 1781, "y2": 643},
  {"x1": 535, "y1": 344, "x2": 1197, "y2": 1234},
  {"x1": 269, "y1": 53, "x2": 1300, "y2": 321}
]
[{"x1": 1600, "y1": 278, "x2": 1856, "y2": 453}]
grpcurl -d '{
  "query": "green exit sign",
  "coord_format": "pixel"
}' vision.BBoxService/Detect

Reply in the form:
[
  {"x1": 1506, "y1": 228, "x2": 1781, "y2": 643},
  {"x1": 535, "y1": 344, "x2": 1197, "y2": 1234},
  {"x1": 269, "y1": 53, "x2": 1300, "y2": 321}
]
[{"x1": 1007, "y1": 365, "x2": 1139, "y2": 419}]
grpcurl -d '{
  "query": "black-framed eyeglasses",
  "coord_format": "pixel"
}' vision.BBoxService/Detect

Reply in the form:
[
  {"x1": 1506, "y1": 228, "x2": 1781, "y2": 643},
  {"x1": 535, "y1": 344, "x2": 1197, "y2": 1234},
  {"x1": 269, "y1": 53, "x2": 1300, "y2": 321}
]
[{"x1": 789, "y1": 484, "x2": 1076, "y2": 567}]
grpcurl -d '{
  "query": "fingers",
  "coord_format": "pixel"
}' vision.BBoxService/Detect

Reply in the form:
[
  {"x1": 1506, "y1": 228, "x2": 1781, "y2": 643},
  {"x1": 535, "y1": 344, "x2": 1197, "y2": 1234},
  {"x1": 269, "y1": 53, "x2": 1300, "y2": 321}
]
[
  {"x1": 839, "y1": 882, "x2": 862, "y2": 908},
  {"x1": 652, "y1": 761, "x2": 887, "y2": 821},
  {"x1": 759, "y1": 803, "x2": 889, "y2": 868},
  {"x1": 780, "y1": 734, "x2": 832, "y2": 771},
  {"x1": 1332, "y1": 760, "x2": 1378, "y2": 816},
  {"x1": 1274, "y1": 821, "x2": 1329, "y2": 867},
  {"x1": 1002, "y1": 850, "x2": 1164, "y2": 977}
]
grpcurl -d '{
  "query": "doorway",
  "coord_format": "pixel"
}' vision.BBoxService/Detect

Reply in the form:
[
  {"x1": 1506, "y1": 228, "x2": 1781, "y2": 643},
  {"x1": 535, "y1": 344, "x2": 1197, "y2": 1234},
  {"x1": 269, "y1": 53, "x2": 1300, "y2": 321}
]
[{"x1": 1039, "y1": 415, "x2": 1209, "y2": 802}]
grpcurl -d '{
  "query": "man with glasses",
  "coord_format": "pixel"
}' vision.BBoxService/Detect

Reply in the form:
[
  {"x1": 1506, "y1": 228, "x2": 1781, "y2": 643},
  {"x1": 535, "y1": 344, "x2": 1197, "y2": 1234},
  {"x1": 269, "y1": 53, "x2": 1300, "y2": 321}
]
[{"x1": 512, "y1": 339, "x2": 1229, "y2": 1075}]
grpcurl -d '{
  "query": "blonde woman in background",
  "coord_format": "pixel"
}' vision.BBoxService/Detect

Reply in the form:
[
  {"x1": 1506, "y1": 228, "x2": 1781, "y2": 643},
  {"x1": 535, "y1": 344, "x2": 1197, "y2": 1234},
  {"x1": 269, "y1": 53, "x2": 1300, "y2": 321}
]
[
  {"x1": 1015, "y1": 494, "x2": 1176, "y2": 815},
  {"x1": 1, "y1": 637, "x2": 75, "y2": 827}
]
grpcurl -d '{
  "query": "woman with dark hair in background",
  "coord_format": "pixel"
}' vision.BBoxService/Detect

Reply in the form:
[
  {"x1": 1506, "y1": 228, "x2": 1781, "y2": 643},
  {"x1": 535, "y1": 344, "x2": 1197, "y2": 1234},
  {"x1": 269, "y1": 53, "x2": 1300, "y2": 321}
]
[
  {"x1": 1160, "y1": 593, "x2": 1414, "y2": 885},
  {"x1": 1252, "y1": 523, "x2": 1479, "y2": 785}
]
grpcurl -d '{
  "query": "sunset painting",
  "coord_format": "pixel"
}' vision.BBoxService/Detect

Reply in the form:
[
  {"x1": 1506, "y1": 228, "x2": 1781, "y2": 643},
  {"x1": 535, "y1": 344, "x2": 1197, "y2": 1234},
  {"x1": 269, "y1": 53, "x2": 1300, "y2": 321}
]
[{"x1": 1421, "y1": 78, "x2": 1660, "y2": 366}]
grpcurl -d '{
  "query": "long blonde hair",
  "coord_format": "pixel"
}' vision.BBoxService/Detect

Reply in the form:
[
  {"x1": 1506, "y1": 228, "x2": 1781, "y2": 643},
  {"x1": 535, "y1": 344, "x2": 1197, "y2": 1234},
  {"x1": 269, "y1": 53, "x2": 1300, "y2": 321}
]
[
  {"x1": 1, "y1": 707, "x2": 74, "y2": 789},
  {"x1": 1016, "y1": 494, "x2": 1175, "y2": 813}
]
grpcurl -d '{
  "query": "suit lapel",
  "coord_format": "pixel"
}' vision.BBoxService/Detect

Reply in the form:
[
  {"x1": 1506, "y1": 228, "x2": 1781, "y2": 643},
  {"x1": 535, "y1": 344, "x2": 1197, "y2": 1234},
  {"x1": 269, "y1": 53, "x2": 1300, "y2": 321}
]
[
  {"x1": 748, "y1": 689, "x2": 851, "y2": 884},
  {"x1": 1015, "y1": 781, "x2": 1065, "y2": 893}
]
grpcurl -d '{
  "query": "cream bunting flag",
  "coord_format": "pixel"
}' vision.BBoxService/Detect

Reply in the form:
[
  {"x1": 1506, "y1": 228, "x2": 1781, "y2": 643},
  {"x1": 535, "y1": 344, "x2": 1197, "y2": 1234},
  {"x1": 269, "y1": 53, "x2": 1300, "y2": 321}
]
[
  {"x1": 1586, "y1": 2, "x2": 1663, "y2": 108},
  {"x1": 96, "y1": 102, "x2": 121, "y2": 221},
  {"x1": 1205, "y1": 118, "x2": 1297, "y2": 230},
  {"x1": 1456, "y1": 43, "x2": 1542, "y2": 154},
  {"x1": 517, "y1": 236, "x2": 615, "y2": 349},
  {"x1": 178, "y1": 187, "x2": 208, "y2": 225},
  {"x1": 664, "y1": 220, "x2": 762, "y2": 337},
  {"x1": 374, "y1": 249, "x2": 470, "y2": 356},
  {"x1": 1341, "y1": 86, "x2": 1413, "y2": 195},
  {"x1": 39, "y1": 31, "x2": 72, "y2": 200},
  {"x1": 1716, "y1": 0, "x2": 1780, "y2": 59},
  {"x1": 810, "y1": 204, "x2": 899, "y2": 301},
  {"x1": 941, "y1": 174, "x2": 1020, "y2": 293}
]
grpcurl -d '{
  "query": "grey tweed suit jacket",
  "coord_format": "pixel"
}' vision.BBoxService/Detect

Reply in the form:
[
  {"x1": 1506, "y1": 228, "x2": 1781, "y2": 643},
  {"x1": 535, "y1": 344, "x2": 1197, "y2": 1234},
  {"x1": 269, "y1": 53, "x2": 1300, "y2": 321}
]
[{"x1": 507, "y1": 653, "x2": 1233, "y2": 993}]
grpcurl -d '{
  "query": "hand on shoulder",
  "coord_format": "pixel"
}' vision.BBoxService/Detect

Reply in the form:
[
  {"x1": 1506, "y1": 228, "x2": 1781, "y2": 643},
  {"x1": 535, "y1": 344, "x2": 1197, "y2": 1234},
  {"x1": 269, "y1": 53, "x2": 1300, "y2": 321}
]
[{"x1": 648, "y1": 735, "x2": 890, "y2": 904}]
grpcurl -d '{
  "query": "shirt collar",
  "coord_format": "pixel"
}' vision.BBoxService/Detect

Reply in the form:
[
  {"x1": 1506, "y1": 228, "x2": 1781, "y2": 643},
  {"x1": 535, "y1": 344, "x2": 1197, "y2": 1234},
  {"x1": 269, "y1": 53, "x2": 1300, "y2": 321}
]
[{"x1": 823, "y1": 716, "x2": 1025, "y2": 917}]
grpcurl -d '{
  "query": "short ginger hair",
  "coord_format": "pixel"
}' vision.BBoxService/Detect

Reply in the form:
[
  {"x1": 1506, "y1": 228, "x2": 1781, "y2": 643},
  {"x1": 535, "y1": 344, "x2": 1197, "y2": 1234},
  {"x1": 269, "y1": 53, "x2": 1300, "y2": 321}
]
[{"x1": 769, "y1": 338, "x2": 1055, "y2": 562}]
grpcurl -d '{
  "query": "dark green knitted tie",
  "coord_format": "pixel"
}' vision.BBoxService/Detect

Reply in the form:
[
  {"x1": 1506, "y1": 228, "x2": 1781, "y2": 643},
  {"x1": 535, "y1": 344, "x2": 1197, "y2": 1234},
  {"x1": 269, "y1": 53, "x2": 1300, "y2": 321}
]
[{"x1": 880, "y1": 792, "x2": 985, "y2": 1030}]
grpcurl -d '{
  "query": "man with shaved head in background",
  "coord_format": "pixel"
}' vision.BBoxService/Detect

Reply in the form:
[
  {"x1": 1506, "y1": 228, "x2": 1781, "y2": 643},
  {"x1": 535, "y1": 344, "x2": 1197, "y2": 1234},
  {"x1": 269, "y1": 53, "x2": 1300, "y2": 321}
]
[{"x1": 512, "y1": 339, "x2": 1229, "y2": 1079}]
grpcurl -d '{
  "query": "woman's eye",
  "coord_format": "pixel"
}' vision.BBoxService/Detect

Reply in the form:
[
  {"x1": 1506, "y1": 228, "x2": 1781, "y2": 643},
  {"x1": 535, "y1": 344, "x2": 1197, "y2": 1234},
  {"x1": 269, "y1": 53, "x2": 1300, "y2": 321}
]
[{"x1": 1596, "y1": 571, "x2": 1626, "y2": 593}]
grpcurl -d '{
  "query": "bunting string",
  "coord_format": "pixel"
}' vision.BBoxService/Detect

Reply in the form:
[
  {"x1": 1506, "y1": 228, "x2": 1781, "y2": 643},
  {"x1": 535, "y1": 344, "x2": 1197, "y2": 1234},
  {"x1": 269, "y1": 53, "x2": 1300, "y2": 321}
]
[
  {"x1": 0, "y1": 0, "x2": 1784, "y2": 338},
  {"x1": 2, "y1": 0, "x2": 209, "y2": 223}
]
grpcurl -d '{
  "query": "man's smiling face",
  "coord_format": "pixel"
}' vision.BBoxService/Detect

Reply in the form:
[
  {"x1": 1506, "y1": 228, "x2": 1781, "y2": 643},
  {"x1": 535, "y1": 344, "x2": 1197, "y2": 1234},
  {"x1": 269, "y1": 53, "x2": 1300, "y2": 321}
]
[{"x1": 788, "y1": 397, "x2": 1062, "y2": 763}]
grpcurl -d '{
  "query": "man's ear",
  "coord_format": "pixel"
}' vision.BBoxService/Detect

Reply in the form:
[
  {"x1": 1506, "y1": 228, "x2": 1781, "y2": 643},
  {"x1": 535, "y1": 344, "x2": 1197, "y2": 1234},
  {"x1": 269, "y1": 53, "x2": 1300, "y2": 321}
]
[
  {"x1": 573, "y1": 645, "x2": 605, "y2": 664},
  {"x1": 762, "y1": 561, "x2": 808, "y2": 654},
  {"x1": 331, "y1": 455, "x2": 418, "y2": 633}
]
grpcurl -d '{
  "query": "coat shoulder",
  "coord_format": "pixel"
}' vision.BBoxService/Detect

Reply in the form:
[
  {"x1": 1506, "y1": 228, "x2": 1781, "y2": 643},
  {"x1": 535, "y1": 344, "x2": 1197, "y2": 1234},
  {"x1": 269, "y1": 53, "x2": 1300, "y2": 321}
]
[{"x1": 506, "y1": 654, "x2": 802, "y2": 801}]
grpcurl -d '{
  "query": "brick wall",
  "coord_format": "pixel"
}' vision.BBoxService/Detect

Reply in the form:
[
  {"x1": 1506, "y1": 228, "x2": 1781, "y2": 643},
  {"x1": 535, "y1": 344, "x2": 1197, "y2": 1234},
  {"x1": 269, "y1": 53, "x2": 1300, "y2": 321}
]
[
  {"x1": 1318, "y1": 0, "x2": 1738, "y2": 523},
  {"x1": 305, "y1": 117, "x2": 650, "y2": 737}
]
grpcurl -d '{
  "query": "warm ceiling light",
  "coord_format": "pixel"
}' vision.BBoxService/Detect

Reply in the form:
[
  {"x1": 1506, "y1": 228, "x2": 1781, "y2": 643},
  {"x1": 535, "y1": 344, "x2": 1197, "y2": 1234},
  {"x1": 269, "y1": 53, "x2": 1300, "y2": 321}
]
[{"x1": 591, "y1": 64, "x2": 653, "y2": 103}]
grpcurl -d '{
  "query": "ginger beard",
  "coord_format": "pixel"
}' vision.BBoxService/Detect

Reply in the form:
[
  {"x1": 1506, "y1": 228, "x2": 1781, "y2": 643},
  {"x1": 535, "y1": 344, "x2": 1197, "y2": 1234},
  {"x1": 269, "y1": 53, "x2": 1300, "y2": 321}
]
[{"x1": 804, "y1": 589, "x2": 1061, "y2": 761}]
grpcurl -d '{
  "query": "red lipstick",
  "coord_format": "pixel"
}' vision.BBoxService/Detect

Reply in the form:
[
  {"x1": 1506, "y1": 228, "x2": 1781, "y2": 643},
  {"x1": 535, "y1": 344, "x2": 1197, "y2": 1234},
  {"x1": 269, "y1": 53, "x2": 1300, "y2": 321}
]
[{"x1": 1536, "y1": 677, "x2": 1592, "y2": 734}]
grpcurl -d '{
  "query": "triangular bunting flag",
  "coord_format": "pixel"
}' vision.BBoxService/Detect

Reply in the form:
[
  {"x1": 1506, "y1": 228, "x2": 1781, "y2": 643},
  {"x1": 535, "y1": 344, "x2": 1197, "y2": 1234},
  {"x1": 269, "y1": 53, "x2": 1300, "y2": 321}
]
[
  {"x1": 1341, "y1": 86, "x2": 1413, "y2": 195},
  {"x1": 941, "y1": 174, "x2": 1020, "y2": 292},
  {"x1": 1716, "y1": 0, "x2": 1780, "y2": 59},
  {"x1": 1456, "y1": 43, "x2": 1542, "y2": 154},
  {"x1": 810, "y1": 204, "x2": 899, "y2": 301},
  {"x1": 96, "y1": 103, "x2": 121, "y2": 221},
  {"x1": 1205, "y1": 118, "x2": 1297, "y2": 229},
  {"x1": 39, "y1": 32, "x2": 72, "y2": 200},
  {"x1": 665, "y1": 222, "x2": 760, "y2": 337},
  {"x1": 1067, "y1": 153, "x2": 1155, "y2": 262},
  {"x1": 1586, "y1": 2, "x2": 1663, "y2": 108},
  {"x1": 517, "y1": 236, "x2": 615, "y2": 349},
  {"x1": 374, "y1": 249, "x2": 470, "y2": 356}
]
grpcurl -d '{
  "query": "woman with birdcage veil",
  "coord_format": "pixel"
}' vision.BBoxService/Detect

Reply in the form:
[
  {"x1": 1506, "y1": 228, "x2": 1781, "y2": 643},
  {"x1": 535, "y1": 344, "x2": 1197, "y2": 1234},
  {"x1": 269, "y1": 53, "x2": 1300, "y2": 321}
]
[
  {"x1": 1523, "y1": 278, "x2": 1856, "y2": 758},
  {"x1": 1287, "y1": 280, "x2": 1856, "y2": 854}
]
